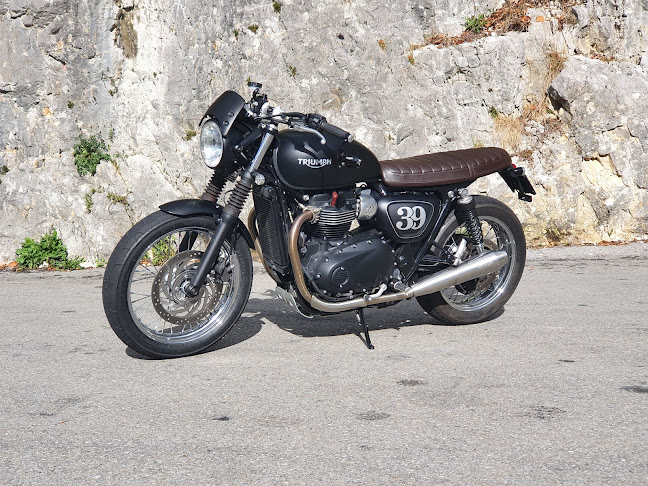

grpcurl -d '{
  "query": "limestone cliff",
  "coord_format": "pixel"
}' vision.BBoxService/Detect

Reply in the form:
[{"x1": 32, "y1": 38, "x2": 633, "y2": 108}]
[{"x1": 1, "y1": 0, "x2": 647, "y2": 263}]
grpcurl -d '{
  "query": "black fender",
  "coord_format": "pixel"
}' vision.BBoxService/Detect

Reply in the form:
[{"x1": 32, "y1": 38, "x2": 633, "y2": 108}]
[
  {"x1": 159, "y1": 199, "x2": 254, "y2": 249},
  {"x1": 499, "y1": 165, "x2": 536, "y2": 202}
]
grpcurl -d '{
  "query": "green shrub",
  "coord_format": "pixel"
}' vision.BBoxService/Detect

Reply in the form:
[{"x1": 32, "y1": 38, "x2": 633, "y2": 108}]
[
  {"x1": 16, "y1": 229, "x2": 84, "y2": 270},
  {"x1": 73, "y1": 135, "x2": 111, "y2": 176}
]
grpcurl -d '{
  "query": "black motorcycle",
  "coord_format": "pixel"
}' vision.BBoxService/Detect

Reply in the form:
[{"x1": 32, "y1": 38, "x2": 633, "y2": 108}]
[{"x1": 102, "y1": 82, "x2": 536, "y2": 358}]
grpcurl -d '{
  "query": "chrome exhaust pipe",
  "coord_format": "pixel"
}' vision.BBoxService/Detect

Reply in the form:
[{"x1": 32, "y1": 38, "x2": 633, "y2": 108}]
[
  {"x1": 309, "y1": 250, "x2": 508, "y2": 312},
  {"x1": 288, "y1": 210, "x2": 509, "y2": 313}
]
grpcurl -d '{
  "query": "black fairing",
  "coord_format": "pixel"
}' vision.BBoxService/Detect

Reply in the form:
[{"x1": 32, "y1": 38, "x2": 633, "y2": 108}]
[
  {"x1": 376, "y1": 193, "x2": 441, "y2": 244},
  {"x1": 202, "y1": 91, "x2": 252, "y2": 170},
  {"x1": 202, "y1": 91, "x2": 246, "y2": 137},
  {"x1": 273, "y1": 131, "x2": 380, "y2": 191}
]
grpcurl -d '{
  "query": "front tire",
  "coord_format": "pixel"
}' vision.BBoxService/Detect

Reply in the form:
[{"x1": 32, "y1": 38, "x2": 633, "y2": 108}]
[
  {"x1": 102, "y1": 211, "x2": 253, "y2": 358},
  {"x1": 417, "y1": 196, "x2": 526, "y2": 325}
]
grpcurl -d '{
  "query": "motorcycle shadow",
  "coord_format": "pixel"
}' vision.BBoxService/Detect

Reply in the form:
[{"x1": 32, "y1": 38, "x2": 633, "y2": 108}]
[
  {"x1": 239, "y1": 295, "x2": 503, "y2": 339},
  {"x1": 124, "y1": 295, "x2": 504, "y2": 358}
]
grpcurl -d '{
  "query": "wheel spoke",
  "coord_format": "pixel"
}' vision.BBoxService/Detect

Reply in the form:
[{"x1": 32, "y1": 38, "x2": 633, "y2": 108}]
[{"x1": 138, "y1": 264, "x2": 158, "y2": 277}]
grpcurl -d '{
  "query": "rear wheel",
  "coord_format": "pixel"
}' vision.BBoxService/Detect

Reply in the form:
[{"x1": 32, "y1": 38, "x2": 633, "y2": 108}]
[
  {"x1": 417, "y1": 196, "x2": 526, "y2": 325},
  {"x1": 102, "y1": 211, "x2": 252, "y2": 358}
]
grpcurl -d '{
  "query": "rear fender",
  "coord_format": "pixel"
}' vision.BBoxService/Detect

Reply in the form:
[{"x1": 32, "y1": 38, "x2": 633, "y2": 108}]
[
  {"x1": 499, "y1": 165, "x2": 536, "y2": 202},
  {"x1": 159, "y1": 199, "x2": 254, "y2": 248}
]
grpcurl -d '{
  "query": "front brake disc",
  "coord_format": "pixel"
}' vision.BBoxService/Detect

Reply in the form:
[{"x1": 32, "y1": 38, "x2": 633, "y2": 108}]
[{"x1": 151, "y1": 250, "x2": 223, "y2": 325}]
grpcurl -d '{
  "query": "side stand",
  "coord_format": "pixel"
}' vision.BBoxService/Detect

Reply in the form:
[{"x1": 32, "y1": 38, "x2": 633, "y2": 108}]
[{"x1": 356, "y1": 309, "x2": 374, "y2": 350}]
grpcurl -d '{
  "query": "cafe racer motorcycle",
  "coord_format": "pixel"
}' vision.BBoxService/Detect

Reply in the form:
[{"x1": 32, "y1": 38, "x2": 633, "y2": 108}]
[{"x1": 102, "y1": 82, "x2": 535, "y2": 358}]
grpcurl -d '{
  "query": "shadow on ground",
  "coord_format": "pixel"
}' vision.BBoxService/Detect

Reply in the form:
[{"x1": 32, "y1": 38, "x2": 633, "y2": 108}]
[{"x1": 125, "y1": 291, "x2": 504, "y2": 358}]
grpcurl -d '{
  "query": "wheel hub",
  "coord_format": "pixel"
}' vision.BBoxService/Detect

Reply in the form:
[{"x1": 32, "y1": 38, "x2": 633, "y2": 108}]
[{"x1": 151, "y1": 250, "x2": 223, "y2": 325}]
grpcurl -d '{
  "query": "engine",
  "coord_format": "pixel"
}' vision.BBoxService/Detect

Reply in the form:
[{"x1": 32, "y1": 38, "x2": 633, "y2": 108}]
[{"x1": 300, "y1": 191, "x2": 397, "y2": 298}]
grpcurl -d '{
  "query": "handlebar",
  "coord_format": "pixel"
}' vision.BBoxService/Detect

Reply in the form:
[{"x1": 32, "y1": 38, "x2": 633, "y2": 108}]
[
  {"x1": 246, "y1": 89, "x2": 354, "y2": 144},
  {"x1": 319, "y1": 121, "x2": 353, "y2": 143}
]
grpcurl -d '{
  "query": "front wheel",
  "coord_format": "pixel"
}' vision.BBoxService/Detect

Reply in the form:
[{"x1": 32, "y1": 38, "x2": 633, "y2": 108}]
[
  {"x1": 417, "y1": 196, "x2": 526, "y2": 325},
  {"x1": 102, "y1": 211, "x2": 253, "y2": 358}
]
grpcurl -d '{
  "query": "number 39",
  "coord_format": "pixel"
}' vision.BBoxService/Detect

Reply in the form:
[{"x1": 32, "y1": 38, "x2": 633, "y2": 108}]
[{"x1": 396, "y1": 205, "x2": 426, "y2": 231}]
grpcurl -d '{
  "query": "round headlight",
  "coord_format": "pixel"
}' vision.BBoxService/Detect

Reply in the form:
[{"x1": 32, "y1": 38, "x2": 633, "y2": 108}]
[{"x1": 200, "y1": 120, "x2": 224, "y2": 168}]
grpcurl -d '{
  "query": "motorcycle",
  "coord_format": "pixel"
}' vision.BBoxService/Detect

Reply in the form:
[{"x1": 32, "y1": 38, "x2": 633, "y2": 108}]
[{"x1": 102, "y1": 82, "x2": 536, "y2": 358}]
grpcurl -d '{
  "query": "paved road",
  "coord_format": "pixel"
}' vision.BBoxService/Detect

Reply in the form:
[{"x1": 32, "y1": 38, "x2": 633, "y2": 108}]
[{"x1": 1, "y1": 243, "x2": 647, "y2": 485}]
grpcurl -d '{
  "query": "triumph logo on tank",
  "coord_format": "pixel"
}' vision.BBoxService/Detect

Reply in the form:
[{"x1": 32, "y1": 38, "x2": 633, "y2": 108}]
[{"x1": 298, "y1": 158, "x2": 332, "y2": 169}]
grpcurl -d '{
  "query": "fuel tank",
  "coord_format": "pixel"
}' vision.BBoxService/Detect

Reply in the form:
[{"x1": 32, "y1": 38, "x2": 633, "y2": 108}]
[{"x1": 273, "y1": 131, "x2": 381, "y2": 191}]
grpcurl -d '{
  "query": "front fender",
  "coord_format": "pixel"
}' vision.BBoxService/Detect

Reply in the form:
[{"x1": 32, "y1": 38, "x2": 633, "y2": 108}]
[{"x1": 159, "y1": 199, "x2": 254, "y2": 249}]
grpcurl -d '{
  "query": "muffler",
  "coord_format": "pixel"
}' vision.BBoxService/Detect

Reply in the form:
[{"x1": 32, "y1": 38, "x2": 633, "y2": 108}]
[{"x1": 287, "y1": 210, "x2": 510, "y2": 313}]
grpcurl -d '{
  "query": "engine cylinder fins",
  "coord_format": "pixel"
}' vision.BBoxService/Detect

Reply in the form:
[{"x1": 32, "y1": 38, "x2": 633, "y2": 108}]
[
  {"x1": 307, "y1": 207, "x2": 356, "y2": 239},
  {"x1": 317, "y1": 208, "x2": 356, "y2": 225}
]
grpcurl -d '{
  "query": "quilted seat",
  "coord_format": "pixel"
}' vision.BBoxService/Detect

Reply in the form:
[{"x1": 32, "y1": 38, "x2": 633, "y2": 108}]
[{"x1": 379, "y1": 147, "x2": 512, "y2": 187}]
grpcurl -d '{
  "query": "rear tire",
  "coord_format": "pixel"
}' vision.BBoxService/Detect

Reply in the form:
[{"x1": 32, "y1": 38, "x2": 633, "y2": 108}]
[
  {"x1": 102, "y1": 211, "x2": 252, "y2": 358},
  {"x1": 417, "y1": 196, "x2": 525, "y2": 325}
]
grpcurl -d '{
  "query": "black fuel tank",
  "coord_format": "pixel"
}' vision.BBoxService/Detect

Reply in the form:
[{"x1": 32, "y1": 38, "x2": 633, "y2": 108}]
[{"x1": 273, "y1": 131, "x2": 380, "y2": 191}]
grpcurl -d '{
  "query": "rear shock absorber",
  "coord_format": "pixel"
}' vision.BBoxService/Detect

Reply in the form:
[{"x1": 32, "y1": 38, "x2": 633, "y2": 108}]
[{"x1": 455, "y1": 189, "x2": 484, "y2": 253}]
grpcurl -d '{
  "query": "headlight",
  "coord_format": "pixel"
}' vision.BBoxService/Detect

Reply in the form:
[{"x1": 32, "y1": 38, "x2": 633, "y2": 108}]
[{"x1": 200, "y1": 120, "x2": 224, "y2": 168}]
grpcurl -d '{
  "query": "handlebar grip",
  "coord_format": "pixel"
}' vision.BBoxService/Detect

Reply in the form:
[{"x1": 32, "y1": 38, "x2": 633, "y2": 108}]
[{"x1": 320, "y1": 121, "x2": 353, "y2": 142}]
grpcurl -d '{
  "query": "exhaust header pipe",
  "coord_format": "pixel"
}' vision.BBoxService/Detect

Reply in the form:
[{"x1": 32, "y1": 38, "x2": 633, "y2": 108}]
[{"x1": 287, "y1": 210, "x2": 509, "y2": 313}]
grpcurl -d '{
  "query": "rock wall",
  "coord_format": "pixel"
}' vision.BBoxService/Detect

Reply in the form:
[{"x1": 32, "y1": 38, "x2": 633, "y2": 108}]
[{"x1": 1, "y1": 0, "x2": 647, "y2": 263}]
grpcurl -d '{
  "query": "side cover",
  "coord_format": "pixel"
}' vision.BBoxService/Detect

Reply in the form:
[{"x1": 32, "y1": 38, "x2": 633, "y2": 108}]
[{"x1": 375, "y1": 193, "x2": 441, "y2": 244}]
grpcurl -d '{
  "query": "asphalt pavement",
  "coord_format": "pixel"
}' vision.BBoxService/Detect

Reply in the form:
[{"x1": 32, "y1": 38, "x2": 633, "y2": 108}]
[{"x1": 1, "y1": 242, "x2": 647, "y2": 485}]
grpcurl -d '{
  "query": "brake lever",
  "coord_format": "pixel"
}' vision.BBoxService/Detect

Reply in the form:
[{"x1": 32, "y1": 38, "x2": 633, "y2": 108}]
[{"x1": 290, "y1": 124, "x2": 327, "y2": 145}]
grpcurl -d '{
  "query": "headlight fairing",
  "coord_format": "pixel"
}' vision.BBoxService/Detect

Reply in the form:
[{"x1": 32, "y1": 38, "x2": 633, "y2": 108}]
[{"x1": 200, "y1": 120, "x2": 224, "y2": 168}]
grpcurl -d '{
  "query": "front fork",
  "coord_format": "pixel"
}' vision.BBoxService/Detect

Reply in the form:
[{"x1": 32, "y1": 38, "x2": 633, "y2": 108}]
[{"x1": 184, "y1": 128, "x2": 276, "y2": 297}]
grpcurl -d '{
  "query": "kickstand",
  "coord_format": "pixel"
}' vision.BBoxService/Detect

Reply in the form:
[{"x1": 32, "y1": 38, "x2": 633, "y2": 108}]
[{"x1": 356, "y1": 309, "x2": 374, "y2": 350}]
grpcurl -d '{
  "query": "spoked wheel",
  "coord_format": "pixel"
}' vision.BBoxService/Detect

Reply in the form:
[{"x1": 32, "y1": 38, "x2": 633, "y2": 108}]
[
  {"x1": 103, "y1": 211, "x2": 252, "y2": 358},
  {"x1": 417, "y1": 196, "x2": 526, "y2": 325}
]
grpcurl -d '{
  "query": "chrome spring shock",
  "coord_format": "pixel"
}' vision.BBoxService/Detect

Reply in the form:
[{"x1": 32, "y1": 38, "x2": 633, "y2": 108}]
[{"x1": 455, "y1": 190, "x2": 484, "y2": 253}]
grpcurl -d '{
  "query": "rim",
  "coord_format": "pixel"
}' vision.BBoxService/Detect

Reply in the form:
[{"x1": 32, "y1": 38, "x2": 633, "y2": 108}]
[
  {"x1": 126, "y1": 227, "x2": 241, "y2": 344},
  {"x1": 440, "y1": 215, "x2": 516, "y2": 311}
]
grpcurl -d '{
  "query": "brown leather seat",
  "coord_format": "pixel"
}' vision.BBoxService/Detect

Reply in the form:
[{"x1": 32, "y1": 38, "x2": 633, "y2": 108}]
[{"x1": 379, "y1": 147, "x2": 512, "y2": 187}]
